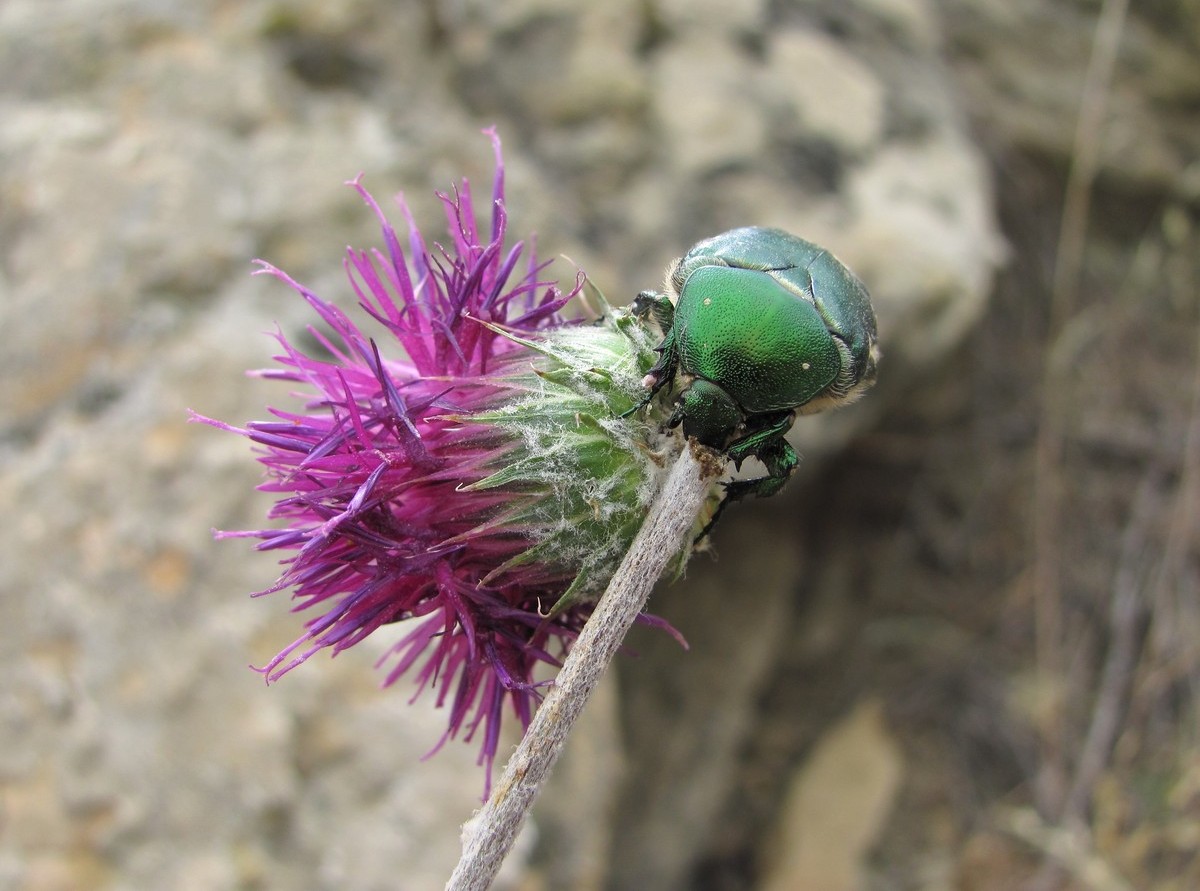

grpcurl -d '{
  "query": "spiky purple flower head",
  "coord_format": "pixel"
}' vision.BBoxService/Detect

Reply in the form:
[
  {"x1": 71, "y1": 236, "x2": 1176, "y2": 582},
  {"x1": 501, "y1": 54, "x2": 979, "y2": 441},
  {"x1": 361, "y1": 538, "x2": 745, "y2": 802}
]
[{"x1": 194, "y1": 130, "x2": 692, "y2": 795}]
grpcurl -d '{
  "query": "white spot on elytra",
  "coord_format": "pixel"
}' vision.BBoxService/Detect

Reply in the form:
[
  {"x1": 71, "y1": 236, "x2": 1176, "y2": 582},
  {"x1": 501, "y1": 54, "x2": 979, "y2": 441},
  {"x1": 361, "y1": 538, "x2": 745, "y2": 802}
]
[
  {"x1": 802, "y1": 362, "x2": 811, "y2": 370},
  {"x1": 703, "y1": 298, "x2": 712, "y2": 306}
]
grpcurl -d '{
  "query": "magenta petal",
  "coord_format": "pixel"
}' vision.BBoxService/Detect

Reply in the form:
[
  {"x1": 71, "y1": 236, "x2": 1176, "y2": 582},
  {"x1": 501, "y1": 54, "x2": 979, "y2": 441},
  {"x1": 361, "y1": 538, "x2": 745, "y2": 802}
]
[{"x1": 207, "y1": 132, "x2": 613, "y2": 797}]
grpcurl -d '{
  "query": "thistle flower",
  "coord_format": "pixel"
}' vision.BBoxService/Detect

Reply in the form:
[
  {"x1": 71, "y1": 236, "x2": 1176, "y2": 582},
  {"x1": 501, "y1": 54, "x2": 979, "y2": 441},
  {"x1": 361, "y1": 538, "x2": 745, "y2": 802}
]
[{"x1": 194, "y1": 130, "x2": 693, "y2": 794}]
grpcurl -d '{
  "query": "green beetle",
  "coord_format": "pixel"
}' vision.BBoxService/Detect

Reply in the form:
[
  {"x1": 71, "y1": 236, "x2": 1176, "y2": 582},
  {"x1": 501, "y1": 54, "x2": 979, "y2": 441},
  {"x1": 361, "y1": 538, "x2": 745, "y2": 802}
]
[{"x1": 626, "y1": 226, "x2": 879, "y2": 530}]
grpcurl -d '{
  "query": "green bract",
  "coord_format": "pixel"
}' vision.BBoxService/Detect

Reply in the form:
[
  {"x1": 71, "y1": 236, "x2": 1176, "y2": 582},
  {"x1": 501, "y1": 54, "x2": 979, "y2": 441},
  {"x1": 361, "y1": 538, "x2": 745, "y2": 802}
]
[
  {"x1": 467, "y1": 295, "x2": 697, "y2": 613},
  {"x1": 626, "y1": 226, "x2": 879, "y2": 529}
]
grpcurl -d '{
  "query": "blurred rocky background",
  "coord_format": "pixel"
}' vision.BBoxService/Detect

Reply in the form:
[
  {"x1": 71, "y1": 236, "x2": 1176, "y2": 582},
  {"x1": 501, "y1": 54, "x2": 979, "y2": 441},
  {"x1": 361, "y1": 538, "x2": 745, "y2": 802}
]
[{"x1": 1, "y1": 0, "x2": 1197, "y2": 889}]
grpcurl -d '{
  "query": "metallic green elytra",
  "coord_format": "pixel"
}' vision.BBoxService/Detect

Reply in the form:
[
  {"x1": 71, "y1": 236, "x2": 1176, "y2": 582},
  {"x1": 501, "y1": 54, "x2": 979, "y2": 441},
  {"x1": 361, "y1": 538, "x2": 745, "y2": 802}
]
[{"x1": 625, "y1": 226, "x2": 879, "y2": 533}]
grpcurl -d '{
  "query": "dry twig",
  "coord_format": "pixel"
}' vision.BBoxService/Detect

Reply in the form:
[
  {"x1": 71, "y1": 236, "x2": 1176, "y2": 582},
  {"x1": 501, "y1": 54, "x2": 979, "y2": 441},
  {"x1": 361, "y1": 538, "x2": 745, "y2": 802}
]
[
  {"x1": 445, "y1": 443, "x2": 722, "y2": 891},
  {"x1": 1029, "y1": 0, "x2": 1130, "y2": 816}
]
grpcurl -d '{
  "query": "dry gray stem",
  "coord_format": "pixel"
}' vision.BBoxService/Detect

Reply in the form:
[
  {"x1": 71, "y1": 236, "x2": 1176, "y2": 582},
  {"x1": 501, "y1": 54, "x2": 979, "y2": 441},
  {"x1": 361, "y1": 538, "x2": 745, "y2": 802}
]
[{"x1": 445, "y1": 443, "x2": 720, "y2": 891}]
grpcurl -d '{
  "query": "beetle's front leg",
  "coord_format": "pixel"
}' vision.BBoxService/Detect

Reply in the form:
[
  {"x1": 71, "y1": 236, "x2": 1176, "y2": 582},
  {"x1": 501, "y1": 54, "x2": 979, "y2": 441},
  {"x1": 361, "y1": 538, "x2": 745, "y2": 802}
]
[
  {"x1": 696, "y1": 415, "x2": 799, "y2": 541},
  {"x1": 725, "y1": 433, "x2": 798, "y2": 500},
  {"x1": 724, "y1": 411, "x2": 796, "y2": 471},
  {"x1": 632, "y1": 290, "x2": 679, "y2": 391},
  {"x1": 620, "y1": 291, "x2": 679, "y2": 418}
]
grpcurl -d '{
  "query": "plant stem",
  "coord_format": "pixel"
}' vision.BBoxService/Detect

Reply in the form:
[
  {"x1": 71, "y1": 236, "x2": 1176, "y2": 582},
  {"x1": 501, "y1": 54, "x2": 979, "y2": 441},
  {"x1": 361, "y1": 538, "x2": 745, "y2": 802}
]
[{"x1": 445, "y1": 443, "x2": 721, "y2": 891}]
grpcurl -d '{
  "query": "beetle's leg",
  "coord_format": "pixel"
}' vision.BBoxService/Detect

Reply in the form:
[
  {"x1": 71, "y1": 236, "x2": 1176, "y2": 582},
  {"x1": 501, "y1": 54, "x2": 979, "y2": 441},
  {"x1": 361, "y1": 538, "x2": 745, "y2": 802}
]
[
  {"x1": 642, "y1": 333, "x2": 678, "y2": 393},
  {"x1": 618, "y1": 334, "x2": 677, "y2": 418},
  {"x1": 695, "y1": 415, "x2": 798, "y2": 542},
  {"x1": 631, "y1": 290, "x2": 679, "y2": 399},
  {"x1": 727, "y1": 433, "x2": 799, "y2": 500},
  {"x1": 724, "y1": 411, "x2": 795, "y2": 470},
  {"x1": 620, "y1": 291, "x2": 679, "y2": 419}
]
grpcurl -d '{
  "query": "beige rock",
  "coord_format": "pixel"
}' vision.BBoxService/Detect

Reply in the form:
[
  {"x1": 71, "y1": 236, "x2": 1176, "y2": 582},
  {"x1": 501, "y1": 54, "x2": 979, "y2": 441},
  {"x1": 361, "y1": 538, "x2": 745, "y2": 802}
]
[{"x1": 760, "y1": 699, "x2": 905, "y2": 891}]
